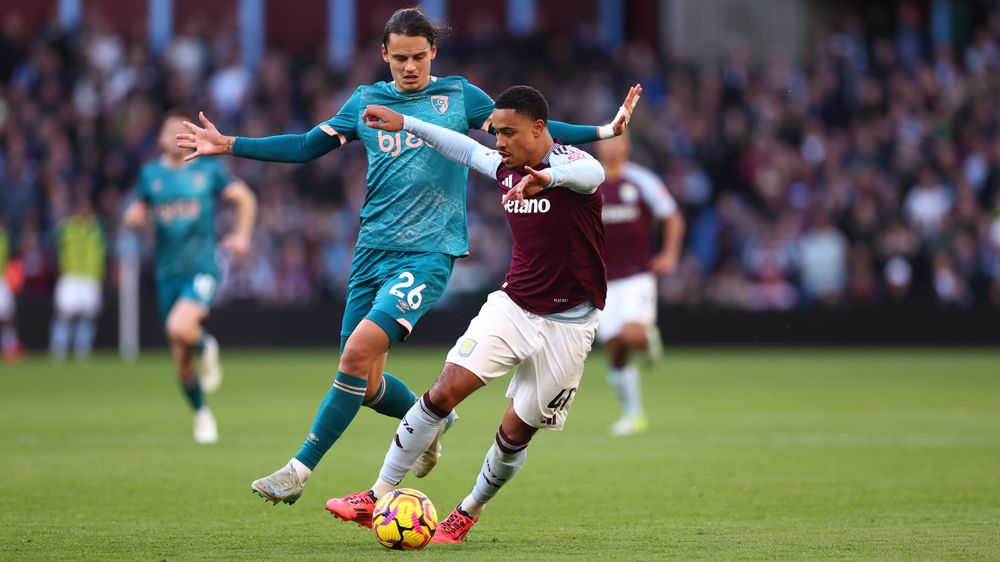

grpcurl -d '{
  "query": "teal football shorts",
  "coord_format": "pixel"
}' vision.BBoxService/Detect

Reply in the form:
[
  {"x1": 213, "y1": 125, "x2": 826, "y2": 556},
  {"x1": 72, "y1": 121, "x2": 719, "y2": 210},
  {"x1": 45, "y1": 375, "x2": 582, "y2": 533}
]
[
  {"x1": 340, "y1": 247, "x2": 456, "y2": 351},
  {"x1": 156, "y1": 272, "x2": 218, "y2": 324}
]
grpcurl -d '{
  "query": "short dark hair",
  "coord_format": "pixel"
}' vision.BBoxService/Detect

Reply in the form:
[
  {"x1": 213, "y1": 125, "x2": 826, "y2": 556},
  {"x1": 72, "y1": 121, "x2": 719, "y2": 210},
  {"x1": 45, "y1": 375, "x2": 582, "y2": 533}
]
[
  {"x1": 383, "y1": 7, "x2": 447, "y2": 47},
  {"x1": 494, "y1": 85, "x2": 549, "y2": 123}
]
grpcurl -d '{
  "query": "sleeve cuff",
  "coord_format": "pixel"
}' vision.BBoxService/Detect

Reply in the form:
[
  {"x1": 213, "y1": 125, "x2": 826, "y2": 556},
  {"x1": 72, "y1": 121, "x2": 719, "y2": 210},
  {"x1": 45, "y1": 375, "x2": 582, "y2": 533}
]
[{"x1": 402, "y1": 115, "x2": 422, "y2": 132}]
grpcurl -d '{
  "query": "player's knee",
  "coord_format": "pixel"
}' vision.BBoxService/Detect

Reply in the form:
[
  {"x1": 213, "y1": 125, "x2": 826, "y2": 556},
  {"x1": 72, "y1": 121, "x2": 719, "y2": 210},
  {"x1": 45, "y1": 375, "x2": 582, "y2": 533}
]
[
  {"x1": 619, "y1": 323, "x2": 649, "y2": 348},
  {"x1": 339, "y1": 341, "x2": 378, "y2": 376},
  {"x1": 426, "y1": 364, "x2": 479, "y2": 412},
  {"x1": 165, "y1": 315, "x2": 198, "y2": 346},
  {"x1": 426, "y1": 383, "x2": 460, "y2": 413},
  {"x1": 500, "y1": 412, "x2": 537, "y2": 445}
]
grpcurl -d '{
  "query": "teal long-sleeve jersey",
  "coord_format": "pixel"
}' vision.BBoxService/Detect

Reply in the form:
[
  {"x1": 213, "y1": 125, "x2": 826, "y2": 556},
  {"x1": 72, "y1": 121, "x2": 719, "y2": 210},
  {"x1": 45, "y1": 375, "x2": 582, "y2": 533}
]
[{"x1": 234, "y1": 76, "x2": 600, "y2": 257}]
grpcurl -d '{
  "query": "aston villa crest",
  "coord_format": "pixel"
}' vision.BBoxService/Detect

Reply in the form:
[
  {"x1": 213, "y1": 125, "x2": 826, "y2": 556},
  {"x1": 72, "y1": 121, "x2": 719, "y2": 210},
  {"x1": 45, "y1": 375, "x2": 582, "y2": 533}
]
[{"x1": 431, "y1": 95, "x2": 449, "y2": 114}]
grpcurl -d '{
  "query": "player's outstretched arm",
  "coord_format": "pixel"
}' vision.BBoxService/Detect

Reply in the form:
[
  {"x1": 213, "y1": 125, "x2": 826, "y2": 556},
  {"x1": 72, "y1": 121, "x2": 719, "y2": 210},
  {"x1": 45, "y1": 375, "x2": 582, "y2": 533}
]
[
  {"x1": 176, "y1": 112, "x2": 343, "y2": 164},
  {"x1": 545, "y1": 84, "x2": 642, "y2": 144},
  {"x1": 651, "y1": 210, "x2": 686, "y2": 275},
  {"x1": 624, "y1": 161, "x2": 685, "y2": 274},
  {"x1": 220, "y1": 181, "x2": 257, "y2": 258},
  {"x1": 362, "y1": 105, "x2": 501, "y2": 178}
]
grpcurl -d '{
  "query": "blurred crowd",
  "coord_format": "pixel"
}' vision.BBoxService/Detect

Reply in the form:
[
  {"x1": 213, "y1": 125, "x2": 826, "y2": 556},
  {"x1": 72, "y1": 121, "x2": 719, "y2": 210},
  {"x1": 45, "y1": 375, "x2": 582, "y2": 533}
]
[{"x1": 1, "y1": 2, "x2": 999, "y2": 311}]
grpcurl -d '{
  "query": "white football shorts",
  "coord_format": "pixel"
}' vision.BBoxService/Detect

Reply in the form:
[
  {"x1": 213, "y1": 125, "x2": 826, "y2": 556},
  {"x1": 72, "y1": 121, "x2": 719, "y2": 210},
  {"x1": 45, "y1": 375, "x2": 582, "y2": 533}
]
[
  {"x1": 445, "y1": 291, "x2": 598, "y2": 431},
  {"x1": 596, "y1": 272, "x2": 657, "y2": 344},
  {"x1": 55, "y1": 274, "x2": 102, "y2": 317}
]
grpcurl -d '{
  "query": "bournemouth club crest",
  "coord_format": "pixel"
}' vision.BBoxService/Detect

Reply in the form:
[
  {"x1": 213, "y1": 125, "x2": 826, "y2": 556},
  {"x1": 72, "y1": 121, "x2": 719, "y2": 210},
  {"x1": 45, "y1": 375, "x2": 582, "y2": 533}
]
[{"x1": 431, "y1": 95, "x2": 449, "y2": 114}]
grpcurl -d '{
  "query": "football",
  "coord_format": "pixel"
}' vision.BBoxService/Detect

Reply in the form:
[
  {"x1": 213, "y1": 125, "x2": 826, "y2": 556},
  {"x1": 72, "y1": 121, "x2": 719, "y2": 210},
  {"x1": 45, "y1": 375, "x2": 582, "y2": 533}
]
[{"x1": 372, "y1": 488, "x2": 438, "y2": 550}]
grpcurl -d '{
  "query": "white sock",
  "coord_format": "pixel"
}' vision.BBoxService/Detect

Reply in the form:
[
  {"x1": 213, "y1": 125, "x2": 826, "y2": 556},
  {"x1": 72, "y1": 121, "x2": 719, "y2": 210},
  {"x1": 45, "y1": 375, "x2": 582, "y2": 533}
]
[
  {"x1": 608, "y1": 364, "x2": 644, "y2": 417},
  {"x1": 73, "y1": 318, "x2": 96, "y2": 360},
  {"x1": 289, "y1": 457, "x2": 312, "y2": 483},
  {"x1": 463, "y1": 430, "x2": 528, "y2": 516},
  {"x1": 459, "y1": 494, "x2": 486, "y2": 517},
  {"x1": 2, "y1": 325, "x2": 17, "y2": 349},
  {"x1": 371, "y1": 478, "x2": 395, "y2": 499},
  {"x1": 378, "y1": 394, "x2": 448, "y2": 485},
  {"x1": 50, "y1": 317, "x2": 71, "y2": 359}
]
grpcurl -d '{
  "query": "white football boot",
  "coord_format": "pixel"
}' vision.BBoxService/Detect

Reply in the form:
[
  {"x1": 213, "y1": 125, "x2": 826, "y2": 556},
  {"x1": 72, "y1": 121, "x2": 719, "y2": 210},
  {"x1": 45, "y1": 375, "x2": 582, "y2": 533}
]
[
  {"x1": 609, "y1": 414, "x2": 649, "y2": 437},
  {"x1": 198, "y1": 334, "x2": 223, "y2": 394},
  {"x1": 251, "y1": 462, "x2": 305, "y2": 505},
  {"x1": 194, "y1": 407, "x2": 218, "y2": 444}
]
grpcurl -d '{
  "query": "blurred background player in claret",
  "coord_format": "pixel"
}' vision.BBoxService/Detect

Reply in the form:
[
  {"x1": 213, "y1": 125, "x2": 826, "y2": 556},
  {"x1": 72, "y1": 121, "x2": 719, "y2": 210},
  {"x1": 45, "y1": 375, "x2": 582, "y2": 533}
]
[{"x1": 595, "y1": 133, "x2": 685, "y2": 436}]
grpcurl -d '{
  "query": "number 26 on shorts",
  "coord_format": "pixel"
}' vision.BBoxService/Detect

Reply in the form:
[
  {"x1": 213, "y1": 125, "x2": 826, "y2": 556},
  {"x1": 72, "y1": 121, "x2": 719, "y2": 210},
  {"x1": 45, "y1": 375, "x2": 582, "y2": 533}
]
[{"x1": 388, "y1": 272, "x2": 427, "y2": 310}]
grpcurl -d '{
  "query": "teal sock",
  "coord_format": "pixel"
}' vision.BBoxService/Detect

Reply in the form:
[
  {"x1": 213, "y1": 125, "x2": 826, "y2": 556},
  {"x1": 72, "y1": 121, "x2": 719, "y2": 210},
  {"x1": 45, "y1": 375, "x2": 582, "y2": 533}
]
[
  {"x1": 194, "y1": 331, "x2": 208, "y2": 354},
  {"x1": 364, "y1": 372, "x2": 418, "y2": 419},
  {"x1": 295, "y1": 371, "x2": 367, "y2": 470},
  {"x1": 181, "y1": 378, "x2": 204, "y2": 411}
]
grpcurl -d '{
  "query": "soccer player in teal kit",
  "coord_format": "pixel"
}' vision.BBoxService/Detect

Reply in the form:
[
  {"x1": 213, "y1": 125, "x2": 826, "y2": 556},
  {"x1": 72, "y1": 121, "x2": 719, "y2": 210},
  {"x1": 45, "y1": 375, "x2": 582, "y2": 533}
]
[
  {"x1": 125, "y1": 110, "x2": 257, "y2": 444},
  {"x1": 177, "y1": 7, "x2": 639, "y2": 505}
]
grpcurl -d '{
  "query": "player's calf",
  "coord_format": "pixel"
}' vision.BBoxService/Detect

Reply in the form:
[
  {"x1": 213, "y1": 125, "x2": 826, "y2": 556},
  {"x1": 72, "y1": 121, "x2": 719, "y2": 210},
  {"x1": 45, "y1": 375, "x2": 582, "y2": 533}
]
[
  {"x1": 378, "y1": 393, "x2": 451, "y2": 486},
  {"x1": 413, "y1": 410, "x2": 458, "y2": 478}
]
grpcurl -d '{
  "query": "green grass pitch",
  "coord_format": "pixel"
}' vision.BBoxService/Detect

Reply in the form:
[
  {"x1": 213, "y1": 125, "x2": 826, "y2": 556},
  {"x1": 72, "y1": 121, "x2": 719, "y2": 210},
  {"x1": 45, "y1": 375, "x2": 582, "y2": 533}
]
[{"x1": 2, "y1": 347, "x2": 999, "y2": 560}]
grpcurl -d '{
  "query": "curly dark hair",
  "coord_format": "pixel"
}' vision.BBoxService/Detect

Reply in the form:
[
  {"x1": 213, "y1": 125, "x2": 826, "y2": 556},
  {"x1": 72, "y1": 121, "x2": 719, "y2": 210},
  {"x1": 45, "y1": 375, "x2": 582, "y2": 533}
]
[{"x1": 494, "y1": 85, "x2": 550, "y2": 123}]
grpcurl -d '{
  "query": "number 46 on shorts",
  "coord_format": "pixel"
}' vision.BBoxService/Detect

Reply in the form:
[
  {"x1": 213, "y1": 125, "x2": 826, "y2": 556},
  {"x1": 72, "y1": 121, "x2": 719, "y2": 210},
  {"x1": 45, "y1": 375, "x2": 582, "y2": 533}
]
[{"x1": 547, "y1": 388, "x2": 577, "y2": 411}]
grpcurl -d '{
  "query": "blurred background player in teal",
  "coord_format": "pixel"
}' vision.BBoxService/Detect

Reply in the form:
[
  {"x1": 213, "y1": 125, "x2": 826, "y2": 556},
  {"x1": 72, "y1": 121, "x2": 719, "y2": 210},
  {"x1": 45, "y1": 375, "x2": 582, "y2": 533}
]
[
  {"x1": 177, "y1": 7, "x2": 636, "y2": 505},
  {"x1": 595, "y1": 133, "x2": 685, "y2": 436},
  {"x1": 0, "y1": 221, "x2": 24, "y2": 363},
  {"x1": 124, "y1": 110, "x2": 257, "y2": 444},
  {"x1": 50, "y1": 196, "x2": 106, "y2": 361}
]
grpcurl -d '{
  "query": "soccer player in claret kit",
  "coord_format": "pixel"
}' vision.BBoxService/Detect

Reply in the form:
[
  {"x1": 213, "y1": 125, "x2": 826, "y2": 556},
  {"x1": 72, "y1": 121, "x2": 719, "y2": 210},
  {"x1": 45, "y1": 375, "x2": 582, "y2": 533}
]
[
  {"x1": 124, "y1": 111, "x2": 257, "y2": 444},
  {"x1": 177, "y1": 7, "x2": 637, "y2": 505},
  {"x1": 595, "y1": 134, "x2": 685, "y2": 436},
  {"x1": 326, "y1": 83, "x2": 640, "y2": 542}
]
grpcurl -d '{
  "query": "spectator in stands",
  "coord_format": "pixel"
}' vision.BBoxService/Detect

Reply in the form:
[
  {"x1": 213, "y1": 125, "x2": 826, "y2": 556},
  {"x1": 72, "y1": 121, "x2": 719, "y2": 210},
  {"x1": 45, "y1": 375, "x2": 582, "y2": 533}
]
[{"x1": 1, "y1": 2, "x2": 999, "y2": 313}]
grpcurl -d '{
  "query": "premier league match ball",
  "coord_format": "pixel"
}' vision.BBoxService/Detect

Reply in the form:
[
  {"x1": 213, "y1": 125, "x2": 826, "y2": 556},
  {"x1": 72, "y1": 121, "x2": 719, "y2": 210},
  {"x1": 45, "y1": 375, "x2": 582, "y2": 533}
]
[{"x1": 372, "y1": 488, "x2": 438, "y2": 550}]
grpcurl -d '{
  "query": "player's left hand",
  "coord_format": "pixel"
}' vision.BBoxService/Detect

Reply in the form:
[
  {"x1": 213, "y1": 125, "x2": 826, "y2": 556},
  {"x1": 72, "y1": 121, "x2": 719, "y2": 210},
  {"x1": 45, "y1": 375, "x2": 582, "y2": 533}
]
[
  {"x1": 221, "y1": 232, "x2": 252, "y2": 259},
  {"x1": 609, "y1": 83, "x2": 643, "y2": 137},
  {"x1": 362, "y1": 105, "x2": 404, "y2": 132},
  {"x1": 502, "y1": 166, "x2": 551, "y2": 205},
  {"x1": 176, "y1": 112, "x2": 234, "y2": 161},
  {"x1": 650, "y1": 252, "x2": 679, "y2": 275}
]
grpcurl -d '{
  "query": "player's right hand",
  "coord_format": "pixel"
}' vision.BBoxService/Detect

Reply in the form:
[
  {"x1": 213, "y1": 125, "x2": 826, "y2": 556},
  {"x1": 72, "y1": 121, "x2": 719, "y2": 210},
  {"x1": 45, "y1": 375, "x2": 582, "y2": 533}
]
[
  {"x1": 650, "y1": 251, "x2": 679, "y2": 275},
  {"x1": 221, "y1": 232, "x2": 251, "y2": 259},
  {"x1": 502, "y1": 167, "x2": 550, "y2": 205},
  {"x1": 176, "y1": 112, "x2": 235, "y2": 162},
  {"x1": 123, "y1": 202, "x2": 147, "y2": 229},
  {"x1": 362, "y1": 105, "x2": 404, "y2": 132}
]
